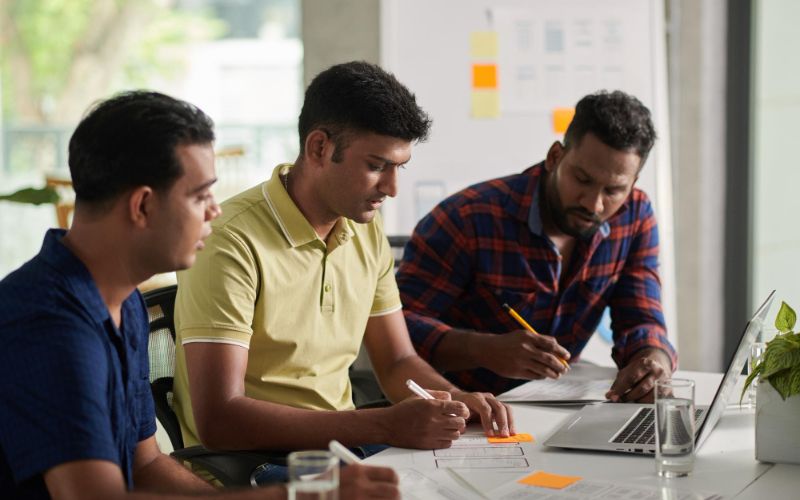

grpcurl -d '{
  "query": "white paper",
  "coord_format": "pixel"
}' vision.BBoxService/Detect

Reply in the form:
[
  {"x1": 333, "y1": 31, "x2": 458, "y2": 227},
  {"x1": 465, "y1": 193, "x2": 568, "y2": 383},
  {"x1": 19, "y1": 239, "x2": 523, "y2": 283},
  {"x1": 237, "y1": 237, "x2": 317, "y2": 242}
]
[
  {"x1": 397, "y1": 468, "x2": 486, "y2": 500},
  {"x1": 489, "y1": 476, "x2": 722, "y2": 500},
  {"x1": 498, "y1": 378, "x2": 613, "y2": 403}
]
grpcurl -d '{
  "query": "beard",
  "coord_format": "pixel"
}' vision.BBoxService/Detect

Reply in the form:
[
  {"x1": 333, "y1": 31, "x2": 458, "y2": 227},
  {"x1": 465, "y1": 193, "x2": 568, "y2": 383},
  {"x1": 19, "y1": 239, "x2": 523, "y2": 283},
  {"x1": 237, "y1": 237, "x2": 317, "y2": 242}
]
[
  {"x1": 542, "y1": 175, "x2": 602, "y2": 239},
  {"x1": 552, "y1": 206, "x2": 602, "y2": 238}
]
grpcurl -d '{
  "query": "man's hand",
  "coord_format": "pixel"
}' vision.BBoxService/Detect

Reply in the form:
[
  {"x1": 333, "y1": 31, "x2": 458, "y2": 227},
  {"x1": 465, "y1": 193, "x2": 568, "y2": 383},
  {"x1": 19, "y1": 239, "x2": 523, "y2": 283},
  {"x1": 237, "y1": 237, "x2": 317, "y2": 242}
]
[
  {"x1": 381, "y1": 391, "x2": 468, "y2": 449},
  {"x1": 339, "y1": 464, "x2": 400, "y2": 499},
  {"x1": 450, "y1": 390, "x2": 515, "y2": 438},
  {"x1": 470, "y1": 329, "x2": 570, "y2": 380},
  {"x1": 606, "y1": 349, "x2": 673, "y2": 403}
]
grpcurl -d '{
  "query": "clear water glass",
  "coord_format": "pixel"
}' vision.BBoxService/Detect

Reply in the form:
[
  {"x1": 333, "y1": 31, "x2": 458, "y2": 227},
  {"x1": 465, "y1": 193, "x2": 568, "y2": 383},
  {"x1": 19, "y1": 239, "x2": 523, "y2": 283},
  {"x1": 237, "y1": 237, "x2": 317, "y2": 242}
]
[
  {"x1": 743, "y1": 342, "x2": 767, "y2": 408},
  {"x1": 655, "y1": 378, "x2": 696, "y2": 478},
  {"x1": 287, "y1": 450, "x2": 339, "y2": 500}
]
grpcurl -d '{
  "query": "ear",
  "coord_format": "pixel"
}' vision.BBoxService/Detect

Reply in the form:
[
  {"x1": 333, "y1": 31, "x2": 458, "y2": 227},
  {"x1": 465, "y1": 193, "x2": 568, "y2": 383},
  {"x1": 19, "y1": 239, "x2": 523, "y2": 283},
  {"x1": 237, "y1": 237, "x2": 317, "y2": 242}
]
[
  {"x1": 544, "y1": 141, "x2": 565, "y2": 173},
  {"x1": 303, "y1": 129, "x2": 332, "y2": 168},
  {"x1": 127, "y1": 186, "x2": 155, "y2": 229}
]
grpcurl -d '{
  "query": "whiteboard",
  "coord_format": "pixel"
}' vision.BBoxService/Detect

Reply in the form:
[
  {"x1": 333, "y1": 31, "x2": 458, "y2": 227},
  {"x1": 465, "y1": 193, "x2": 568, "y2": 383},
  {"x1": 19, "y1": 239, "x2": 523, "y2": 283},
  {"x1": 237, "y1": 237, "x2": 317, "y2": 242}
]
[{"x1": 379, "y1": 0, "x2": 677, "y2": 346}]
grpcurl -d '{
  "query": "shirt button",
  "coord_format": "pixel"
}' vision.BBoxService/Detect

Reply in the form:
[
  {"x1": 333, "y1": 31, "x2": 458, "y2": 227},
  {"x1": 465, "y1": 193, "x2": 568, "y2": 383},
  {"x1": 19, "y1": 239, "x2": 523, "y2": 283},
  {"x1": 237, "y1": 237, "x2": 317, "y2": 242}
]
[
  {"x1": 340, "y1": 232, "x2": 349, "y2": 241},
  {"x1": 324, "y1": 283, "x2": 332, "y2": 293}
]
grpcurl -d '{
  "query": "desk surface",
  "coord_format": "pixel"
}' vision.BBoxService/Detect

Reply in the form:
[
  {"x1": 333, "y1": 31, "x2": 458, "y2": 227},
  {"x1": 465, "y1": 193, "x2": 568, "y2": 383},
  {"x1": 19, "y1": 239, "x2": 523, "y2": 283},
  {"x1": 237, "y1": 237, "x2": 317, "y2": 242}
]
[{"x1": 365, "y1": 365, "x2": 800, "y2": 498}]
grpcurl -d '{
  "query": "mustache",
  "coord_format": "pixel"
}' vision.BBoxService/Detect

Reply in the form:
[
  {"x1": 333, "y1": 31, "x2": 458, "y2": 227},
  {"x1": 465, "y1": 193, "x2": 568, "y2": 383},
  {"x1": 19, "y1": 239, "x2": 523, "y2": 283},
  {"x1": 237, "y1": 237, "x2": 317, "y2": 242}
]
[{"x1": 564, "y1": 208, "x2": 602, "y2": 224}]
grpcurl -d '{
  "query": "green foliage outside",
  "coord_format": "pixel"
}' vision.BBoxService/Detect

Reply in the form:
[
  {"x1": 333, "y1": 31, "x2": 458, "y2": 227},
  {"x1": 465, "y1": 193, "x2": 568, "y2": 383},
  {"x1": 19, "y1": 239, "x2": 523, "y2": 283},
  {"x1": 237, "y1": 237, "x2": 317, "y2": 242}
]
[
  {"x1": 1, "y1": 0, "x2": 227, "y2": 124},
  {"x1": 742, "y1": 301, "x2": 800, "y2": 401}
]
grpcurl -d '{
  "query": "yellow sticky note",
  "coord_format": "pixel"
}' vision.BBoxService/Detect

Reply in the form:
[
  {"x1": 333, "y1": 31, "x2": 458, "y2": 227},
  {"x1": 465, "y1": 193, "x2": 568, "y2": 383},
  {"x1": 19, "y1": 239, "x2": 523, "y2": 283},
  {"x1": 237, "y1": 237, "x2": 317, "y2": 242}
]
[
  {"x1": 471, "y1": 90, "x2": 499, "y2": 118},
  {"x1": 488, "y1": 433, "x2": 534, "y2": 443},
  {"x1": 552, "y1": 107, "x2": 576, "y2": 134},
  {"x1": 470, "y1": 31, "x2": 498, "y2": 59},
  {"x1": 518, "y1": 471, "x2": 582, "y2": 490},
  {"x1": 472, "y1": 64, "x2": 498, "y2": 89}
]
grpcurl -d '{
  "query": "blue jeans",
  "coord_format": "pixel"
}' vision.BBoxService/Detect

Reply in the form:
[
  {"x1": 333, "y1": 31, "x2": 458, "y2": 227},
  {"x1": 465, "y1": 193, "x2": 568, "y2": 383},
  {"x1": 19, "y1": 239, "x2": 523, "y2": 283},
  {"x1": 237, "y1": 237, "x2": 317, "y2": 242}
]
[{"x1": 250, "y1": 444, "x2": 389, "y2": 486}]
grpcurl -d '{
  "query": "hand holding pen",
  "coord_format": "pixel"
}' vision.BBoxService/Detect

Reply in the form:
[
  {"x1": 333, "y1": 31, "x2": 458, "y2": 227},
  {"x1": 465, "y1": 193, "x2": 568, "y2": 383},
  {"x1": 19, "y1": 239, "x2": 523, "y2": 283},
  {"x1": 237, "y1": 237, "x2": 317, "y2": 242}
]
[{"x1": 461, "y1": 303, "x2": 570, "y2": 381}]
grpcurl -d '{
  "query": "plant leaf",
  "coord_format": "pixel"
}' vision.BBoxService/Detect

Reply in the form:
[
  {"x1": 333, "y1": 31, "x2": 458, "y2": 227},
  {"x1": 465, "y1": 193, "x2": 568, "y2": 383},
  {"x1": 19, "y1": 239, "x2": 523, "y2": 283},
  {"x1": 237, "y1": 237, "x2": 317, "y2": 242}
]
[
  {"x1": 769, "y1": 370, "x2": 794, "y2": 400},
  {"x1": 740, "y1": 363, "x2": 764, "y2": 403},
  {"x1": 790, "y1": 367, "x2": 800, "y2": 399},
  {"x1": 761, "y1": 345, "x2": 800, "y2": 379},
  {"x1": 0, "y1": 187, "x2": 60, "y2": 205},
  {"x1": 775, "y1": 301, "x2": 797, "y2": 333}
]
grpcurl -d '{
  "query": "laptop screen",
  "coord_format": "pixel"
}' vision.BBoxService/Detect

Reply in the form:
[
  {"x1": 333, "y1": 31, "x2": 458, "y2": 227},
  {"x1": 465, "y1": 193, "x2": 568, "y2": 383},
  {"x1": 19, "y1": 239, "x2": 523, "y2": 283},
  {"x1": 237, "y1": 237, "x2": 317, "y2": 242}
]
[{"x1": 695, "y1": 290, "x2": 775, "y2": 448}]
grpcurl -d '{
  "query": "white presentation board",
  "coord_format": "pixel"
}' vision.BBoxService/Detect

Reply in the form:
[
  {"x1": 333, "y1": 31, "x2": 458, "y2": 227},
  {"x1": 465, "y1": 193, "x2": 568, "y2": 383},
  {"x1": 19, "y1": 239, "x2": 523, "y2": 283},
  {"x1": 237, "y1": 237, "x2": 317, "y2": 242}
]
[{"x1": 379, "y1": 0, "x2": 677, "y2": 345}]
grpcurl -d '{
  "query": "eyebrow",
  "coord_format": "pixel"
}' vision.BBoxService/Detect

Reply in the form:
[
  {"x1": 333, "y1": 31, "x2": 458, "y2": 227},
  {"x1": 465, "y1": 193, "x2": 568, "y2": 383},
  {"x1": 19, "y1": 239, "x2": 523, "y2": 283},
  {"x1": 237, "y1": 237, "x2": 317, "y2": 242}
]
[
  {"x1": 367, "y1": 153, "x2": 412, "y2": 166},
  {"x1": 187, "y1": 178, "x2": 218, "y2": 195},
  {"x1": 574, "y1": 166, "x2": 628, "y2": 190}
]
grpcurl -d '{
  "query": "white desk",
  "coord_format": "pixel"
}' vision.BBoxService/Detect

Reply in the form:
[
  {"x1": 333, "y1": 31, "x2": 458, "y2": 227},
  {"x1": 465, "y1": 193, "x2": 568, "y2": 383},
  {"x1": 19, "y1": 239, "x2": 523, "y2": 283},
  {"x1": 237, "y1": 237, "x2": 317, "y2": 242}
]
[{"x1": 365, "y1": 366, "x2": 800, "y2": 498}]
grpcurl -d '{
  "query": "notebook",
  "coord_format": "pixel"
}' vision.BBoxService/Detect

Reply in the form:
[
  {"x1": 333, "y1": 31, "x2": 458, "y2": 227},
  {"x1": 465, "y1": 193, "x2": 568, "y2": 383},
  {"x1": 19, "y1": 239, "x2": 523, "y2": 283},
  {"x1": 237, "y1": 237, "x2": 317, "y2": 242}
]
[{"x1": 543, "y1": 290, "x2": 775, "y2": 454}]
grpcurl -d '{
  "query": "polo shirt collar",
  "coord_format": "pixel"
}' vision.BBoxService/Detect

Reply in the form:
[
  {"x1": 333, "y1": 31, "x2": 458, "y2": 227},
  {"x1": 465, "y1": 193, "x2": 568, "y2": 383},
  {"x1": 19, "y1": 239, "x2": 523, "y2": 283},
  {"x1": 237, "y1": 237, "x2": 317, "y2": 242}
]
[{"x1": 263, "y1": 163, "x2": 356, "y2": 249}]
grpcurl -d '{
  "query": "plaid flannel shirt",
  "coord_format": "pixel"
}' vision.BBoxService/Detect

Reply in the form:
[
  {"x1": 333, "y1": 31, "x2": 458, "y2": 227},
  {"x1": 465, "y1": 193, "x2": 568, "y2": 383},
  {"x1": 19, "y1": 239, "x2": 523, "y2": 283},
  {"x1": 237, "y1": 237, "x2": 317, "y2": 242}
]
[{"x1": 397, "y1": 162, "x2": 676, "y2": 395}]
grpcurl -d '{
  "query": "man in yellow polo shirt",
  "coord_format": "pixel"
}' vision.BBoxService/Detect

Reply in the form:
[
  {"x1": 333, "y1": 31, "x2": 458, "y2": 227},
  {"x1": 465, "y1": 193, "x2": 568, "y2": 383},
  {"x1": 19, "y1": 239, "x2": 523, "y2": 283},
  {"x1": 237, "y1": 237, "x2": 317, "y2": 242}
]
[{"x1": 172, "y1": 62, "x2": 514, "y2": 478}]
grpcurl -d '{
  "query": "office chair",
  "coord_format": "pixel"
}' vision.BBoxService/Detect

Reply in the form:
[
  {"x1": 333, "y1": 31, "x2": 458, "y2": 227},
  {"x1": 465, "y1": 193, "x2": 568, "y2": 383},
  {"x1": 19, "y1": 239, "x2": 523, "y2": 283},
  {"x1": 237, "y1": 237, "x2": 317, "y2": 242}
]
[{"x1": 144, "y1": 285, "x2": 288, "y2": 487}]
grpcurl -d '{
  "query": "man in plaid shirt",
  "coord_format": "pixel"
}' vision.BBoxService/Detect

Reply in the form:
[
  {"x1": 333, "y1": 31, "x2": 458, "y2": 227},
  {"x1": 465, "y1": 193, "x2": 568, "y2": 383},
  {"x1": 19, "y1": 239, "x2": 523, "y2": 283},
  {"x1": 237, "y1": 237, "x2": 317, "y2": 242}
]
[{"x1": 396, "y1": 90, "x2": 677, "y2": 403}]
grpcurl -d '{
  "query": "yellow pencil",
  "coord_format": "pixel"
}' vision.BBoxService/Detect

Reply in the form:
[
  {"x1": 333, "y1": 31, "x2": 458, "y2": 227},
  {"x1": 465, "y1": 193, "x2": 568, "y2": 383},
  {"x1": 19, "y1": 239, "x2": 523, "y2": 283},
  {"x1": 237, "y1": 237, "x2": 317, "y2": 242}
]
[{"x1": 502, "y1": 303, "x2": 569, "y2": 367}]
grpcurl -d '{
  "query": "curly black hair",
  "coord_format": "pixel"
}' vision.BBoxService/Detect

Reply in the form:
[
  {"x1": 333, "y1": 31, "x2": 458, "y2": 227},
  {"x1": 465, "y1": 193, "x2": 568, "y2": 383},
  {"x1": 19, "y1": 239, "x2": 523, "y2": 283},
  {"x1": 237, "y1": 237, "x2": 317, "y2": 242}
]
[
  {"x1": 564, "y1": 90, "x2": 656, "y2": 164},
  {"x1": 298, "y1": 61, "x2": 431, "y2": 161}
]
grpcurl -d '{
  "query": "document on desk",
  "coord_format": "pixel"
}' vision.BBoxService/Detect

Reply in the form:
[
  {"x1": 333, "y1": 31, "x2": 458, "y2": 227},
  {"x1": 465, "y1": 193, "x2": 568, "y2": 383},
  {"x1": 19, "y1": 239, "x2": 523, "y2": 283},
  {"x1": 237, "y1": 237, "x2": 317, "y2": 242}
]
[
  {"x1": 396, "y1": 468, "x2": 485, "y2": 500},
  {"x1": 487, "y1": 474, "x2": 722, "y2": 499},
  {"x1": 364, "y1": 429, "x2": 536, "y2": 473},
  {"x1": 497, "y1": 377, "x2": 613, "y2": 404}
]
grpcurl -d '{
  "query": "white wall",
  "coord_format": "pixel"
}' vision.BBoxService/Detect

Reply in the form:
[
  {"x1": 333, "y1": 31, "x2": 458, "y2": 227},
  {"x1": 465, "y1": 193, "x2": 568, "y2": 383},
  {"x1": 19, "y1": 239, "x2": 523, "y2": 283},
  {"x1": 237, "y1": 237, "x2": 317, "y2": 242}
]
[{"x1": 752, "y1": 0, "x2": 800, "y2": 320}]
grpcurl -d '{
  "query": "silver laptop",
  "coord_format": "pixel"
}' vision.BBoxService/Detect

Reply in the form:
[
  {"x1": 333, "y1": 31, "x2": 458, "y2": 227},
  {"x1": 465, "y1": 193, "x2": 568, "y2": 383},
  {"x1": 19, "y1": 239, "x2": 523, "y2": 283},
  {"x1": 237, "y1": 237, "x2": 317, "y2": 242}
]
[{"x1": 544, "y1": 290, "x2": 775, "y2": 455}]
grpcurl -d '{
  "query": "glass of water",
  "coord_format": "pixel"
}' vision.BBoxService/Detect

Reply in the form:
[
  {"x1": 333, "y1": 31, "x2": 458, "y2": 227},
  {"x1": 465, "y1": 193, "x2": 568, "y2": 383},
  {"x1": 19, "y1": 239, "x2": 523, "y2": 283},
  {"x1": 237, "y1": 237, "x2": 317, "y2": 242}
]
[
  {"x1": 743, "y1": 342, "x2": 767, "y2": 408},
  {"x1": 655, "y1": 378, "x2": 696, "y2": 478},
  {"x1": 287, "y1": 450, "x2": 339, "y2": 500}
]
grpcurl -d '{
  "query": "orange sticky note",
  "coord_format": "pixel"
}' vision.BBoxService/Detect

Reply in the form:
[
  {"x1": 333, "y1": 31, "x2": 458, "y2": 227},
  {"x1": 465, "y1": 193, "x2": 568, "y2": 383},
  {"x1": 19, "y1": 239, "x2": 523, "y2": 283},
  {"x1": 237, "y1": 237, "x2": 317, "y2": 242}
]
[
  {"x1": 518, "y1": 471, "x2": 582, "y2": 489},
  {"x1": 488, "y1": 433, "x2": 534, "y2": 443},
  {"x1": 472, "y1": 64, "x2": 498, "y2": 89},
  {"x1": 552, "y1": 107, "x2": 576, "y2": 134}
]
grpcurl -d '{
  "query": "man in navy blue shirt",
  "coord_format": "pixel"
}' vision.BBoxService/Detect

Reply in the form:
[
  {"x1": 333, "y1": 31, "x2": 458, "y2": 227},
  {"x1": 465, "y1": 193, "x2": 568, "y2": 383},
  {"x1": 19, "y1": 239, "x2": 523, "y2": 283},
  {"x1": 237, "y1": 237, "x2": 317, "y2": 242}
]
[{"x1": 0, "y1": 91, "x2": 399, "y2": 499}]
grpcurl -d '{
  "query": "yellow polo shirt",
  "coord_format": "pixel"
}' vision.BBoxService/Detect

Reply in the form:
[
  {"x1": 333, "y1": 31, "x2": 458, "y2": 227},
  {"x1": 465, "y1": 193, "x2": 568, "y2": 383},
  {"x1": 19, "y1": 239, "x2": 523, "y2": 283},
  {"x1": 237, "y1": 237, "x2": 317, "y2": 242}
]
[{"x1": 172, "y1": 163, "x2": 401, "y2": 447}]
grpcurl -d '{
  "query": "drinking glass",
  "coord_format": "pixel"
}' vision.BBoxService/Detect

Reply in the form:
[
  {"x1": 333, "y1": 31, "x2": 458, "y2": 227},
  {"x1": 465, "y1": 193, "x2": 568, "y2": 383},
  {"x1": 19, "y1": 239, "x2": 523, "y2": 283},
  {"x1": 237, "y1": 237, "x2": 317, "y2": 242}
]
[
  {"x1": 655, "y1": 378, "x2": 696, "y2": 478},
  {"x1": 743, "y1": 342, "x2": 767, "y2": 408},
  {"x1": 287, "y1": 450, "x2": 339, "y2": 500}
]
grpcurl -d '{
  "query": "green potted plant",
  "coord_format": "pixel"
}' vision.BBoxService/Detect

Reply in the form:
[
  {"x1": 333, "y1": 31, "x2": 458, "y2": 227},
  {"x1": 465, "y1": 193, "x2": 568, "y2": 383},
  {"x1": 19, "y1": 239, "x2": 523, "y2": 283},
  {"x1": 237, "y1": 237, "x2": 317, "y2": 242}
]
[{"x1": 741, "y1": 301, "x2": 800, "y2": 464}]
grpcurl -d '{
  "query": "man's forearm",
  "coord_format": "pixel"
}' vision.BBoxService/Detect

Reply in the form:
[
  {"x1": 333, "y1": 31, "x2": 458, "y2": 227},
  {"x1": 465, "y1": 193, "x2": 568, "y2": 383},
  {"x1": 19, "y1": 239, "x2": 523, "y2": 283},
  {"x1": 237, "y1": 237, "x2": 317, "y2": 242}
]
[
  {"x1": 375, "y1": 351, "x2": 463, "y2": 401},
  {"x1": 195, "y1": 396, "x2": 395, "y2": 451},
  {"x1": 428, "y1": 329, "x2": 489, "y2": 372},
  {"x1": 133, "y1": 453, "x2": 215, "y2": 494}
]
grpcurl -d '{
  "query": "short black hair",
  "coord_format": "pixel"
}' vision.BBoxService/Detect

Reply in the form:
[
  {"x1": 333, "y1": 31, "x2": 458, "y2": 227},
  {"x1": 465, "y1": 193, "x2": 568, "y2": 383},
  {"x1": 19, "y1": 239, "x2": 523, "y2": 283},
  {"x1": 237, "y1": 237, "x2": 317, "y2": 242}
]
[
  {"x1": 564, "y1": 90, "x2": 656, "y2": 164},
  {"x1": 68, "y1": 90, "x2": 215, "y2": 206},
  {"x1": 298, "y1": 61, "x2": 431, "y2": 161}
]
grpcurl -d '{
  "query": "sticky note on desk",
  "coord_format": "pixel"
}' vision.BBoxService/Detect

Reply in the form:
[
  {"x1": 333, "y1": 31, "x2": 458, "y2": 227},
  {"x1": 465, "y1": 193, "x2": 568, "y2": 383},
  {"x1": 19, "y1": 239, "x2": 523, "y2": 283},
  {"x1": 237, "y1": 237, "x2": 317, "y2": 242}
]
[
  {"x1": 488, "y1": 432, "x2": 533, "y2": 443},
  {"x1": 518, "y1": 471, "x2": 582, "y2": 489}
]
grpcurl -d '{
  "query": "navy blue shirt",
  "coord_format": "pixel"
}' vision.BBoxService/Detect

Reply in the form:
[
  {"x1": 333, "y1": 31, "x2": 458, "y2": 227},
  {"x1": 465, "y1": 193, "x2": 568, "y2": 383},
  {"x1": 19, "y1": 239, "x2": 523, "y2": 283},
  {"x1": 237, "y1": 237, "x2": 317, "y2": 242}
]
[{"x1": 0, "y1": 229, "x2": 155, "y2": 498}]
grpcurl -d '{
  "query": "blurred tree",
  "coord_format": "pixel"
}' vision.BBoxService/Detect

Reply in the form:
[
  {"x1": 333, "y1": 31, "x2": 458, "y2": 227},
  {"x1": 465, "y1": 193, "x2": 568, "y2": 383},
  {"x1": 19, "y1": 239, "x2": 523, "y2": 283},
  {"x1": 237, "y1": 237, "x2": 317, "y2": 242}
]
[{"x1": 0, "y1": 0, "x2": 225, "y2": 124}]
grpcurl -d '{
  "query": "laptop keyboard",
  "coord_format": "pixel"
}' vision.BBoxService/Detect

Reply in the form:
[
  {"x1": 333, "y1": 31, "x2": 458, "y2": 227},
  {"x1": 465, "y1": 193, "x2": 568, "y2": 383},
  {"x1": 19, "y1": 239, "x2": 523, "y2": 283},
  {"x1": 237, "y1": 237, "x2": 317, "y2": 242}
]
[{"x1": 611, "y1": 407, "x2": 704, "y2": 445}]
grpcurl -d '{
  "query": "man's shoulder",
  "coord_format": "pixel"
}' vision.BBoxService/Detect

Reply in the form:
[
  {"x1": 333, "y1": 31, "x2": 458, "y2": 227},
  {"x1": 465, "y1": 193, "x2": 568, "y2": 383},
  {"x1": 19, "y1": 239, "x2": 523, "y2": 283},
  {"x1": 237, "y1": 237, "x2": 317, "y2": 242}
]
[
  {"x1": 624, "y1": 187, "x2": 656, "y2": 220},
  {"x1": 0, "y1": 256, "x2": 74, "y2": 326},
  {"x1": 214, "y1": 183, "x2": 271, "y2": 230},
  {"x1": 430, "y1": 169, "x2": 536, "y2": 224}
]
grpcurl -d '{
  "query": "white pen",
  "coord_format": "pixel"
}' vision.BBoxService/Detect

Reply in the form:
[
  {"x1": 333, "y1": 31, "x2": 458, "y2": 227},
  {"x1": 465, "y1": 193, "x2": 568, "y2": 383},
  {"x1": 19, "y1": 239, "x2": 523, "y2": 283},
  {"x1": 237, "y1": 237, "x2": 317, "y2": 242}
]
[
  {"x1": 328, "y1": 439, "x2": 361, "y2": 465},
  {"x1": 405, "y1": 379, "x2": 435, "y2": 400}
]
